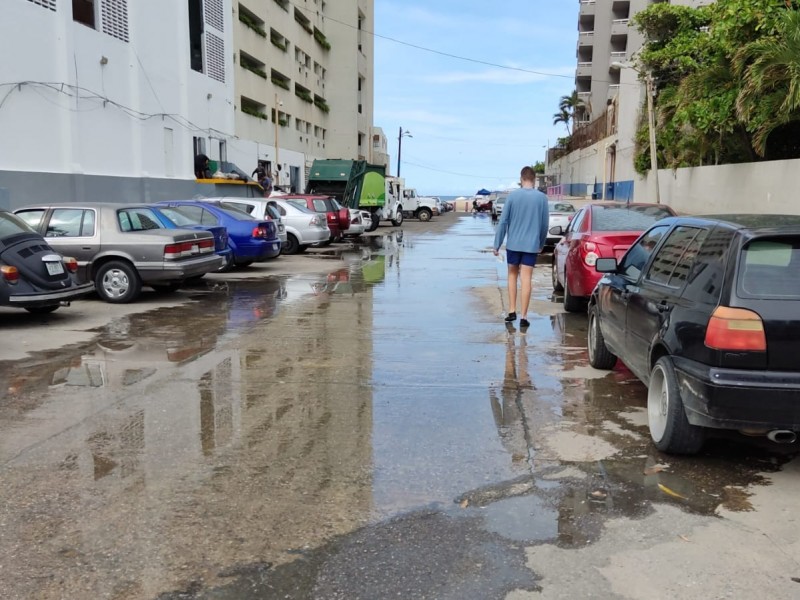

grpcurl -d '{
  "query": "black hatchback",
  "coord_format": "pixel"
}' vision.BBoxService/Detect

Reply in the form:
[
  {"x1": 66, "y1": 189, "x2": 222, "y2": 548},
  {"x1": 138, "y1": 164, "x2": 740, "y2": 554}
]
[
  {"x1": 0, "y1": 210, "x2": 93, "y2": 314},
  {"x1": 587, "y1": 214, "x2": 800, "y2": 454}
]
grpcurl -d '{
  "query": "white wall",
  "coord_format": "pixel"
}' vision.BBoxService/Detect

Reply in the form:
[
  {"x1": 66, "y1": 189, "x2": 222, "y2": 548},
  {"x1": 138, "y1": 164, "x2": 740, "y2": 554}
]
[
  {"x1": 0, "y1": 0, "x2": 234, "y2": 180},
  {"x1": 640, "y1": 158, "x2": 800, "y2": 215}
]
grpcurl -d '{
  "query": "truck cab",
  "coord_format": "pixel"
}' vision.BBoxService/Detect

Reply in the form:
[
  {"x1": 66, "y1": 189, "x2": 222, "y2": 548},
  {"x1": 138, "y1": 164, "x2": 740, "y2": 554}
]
[{"x1": 401, "y1": 188, "x2": 438, "y2": 222}]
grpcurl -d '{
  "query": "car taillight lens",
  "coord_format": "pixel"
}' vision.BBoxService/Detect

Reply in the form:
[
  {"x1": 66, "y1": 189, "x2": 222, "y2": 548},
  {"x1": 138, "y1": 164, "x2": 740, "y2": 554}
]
[
  {"x1": 310, "y1": 216, "x2": 320, "y2": 226},
  {"x1": 705, "y1": 306, "x2": 767, "y2": 352},
  {"x1": 164, "y1": 241, "x2": 203, "y2": 259},
  {"x1": 252, "y1": 225, "x2": 270, "y2": 239},
  {"x1": 63, "y1": 257, "x2": 79, "y2": 273},
  {"x1": 582, "y1": 241, "x2": 598, "y2": 266},
  {"x1": 198, "y1": 239, "x2": 214, "y2": 253},
  {"x1": 1, "y1": 265, "x2": 19, "y2": 284}
]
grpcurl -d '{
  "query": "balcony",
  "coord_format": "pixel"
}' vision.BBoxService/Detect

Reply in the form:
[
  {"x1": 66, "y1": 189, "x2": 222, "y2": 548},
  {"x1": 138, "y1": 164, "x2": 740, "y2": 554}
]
[
  {"x1": 608, "y1": 84, "x2": 621, "y2": 100},
  {"x1": 579, "y1": 0, "x2": 596, "y2": 16},
  {"x1": 578, "y1": 31, "x2": 595, "y2": 47},
  {"x1": 611, "y1": 19, "x2": 630, "y2": 36},
  {"x1": 610, "y1": 51, "x2": 627, "y2": 60},
  {"x1": 576, "y1": 62, "x2": 592, "y2": 77}
]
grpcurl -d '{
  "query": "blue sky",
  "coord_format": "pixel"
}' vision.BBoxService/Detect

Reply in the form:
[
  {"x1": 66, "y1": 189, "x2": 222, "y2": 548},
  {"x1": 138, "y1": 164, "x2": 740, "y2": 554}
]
[{"x1": 374, "y1": 1, "x2": 577, "y2": 196}]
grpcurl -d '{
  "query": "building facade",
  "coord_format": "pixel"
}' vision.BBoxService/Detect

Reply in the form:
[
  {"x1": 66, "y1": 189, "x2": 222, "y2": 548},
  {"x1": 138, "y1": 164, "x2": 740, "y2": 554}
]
[
  {"x1": 549, "y1": 0, "x2": 713, "y2": 202},
  {"x1": 0, "y1": 0, "x2": 376, "y2": 208}
]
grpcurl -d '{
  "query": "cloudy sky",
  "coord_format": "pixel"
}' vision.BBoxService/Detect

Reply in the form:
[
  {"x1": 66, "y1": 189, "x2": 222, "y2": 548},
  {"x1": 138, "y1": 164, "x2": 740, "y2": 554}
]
[{"x1": 374, "y1": 1, "x2": 577, "y2": 196}]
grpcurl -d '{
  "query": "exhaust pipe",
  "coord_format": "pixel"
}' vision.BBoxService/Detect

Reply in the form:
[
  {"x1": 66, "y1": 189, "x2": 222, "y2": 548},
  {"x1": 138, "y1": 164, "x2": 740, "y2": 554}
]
[
  {"x1": 59, "y1": 301, "x2": 71, "y2": 307},
  {"x1": 767, "y1": 430, "x2": 797, "y2": 444}
]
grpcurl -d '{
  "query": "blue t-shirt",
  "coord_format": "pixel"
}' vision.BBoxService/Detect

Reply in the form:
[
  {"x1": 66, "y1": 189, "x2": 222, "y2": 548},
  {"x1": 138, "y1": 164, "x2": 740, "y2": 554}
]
[{"x1": 493, "y1": 188, "x2": 550, "y2": 253}]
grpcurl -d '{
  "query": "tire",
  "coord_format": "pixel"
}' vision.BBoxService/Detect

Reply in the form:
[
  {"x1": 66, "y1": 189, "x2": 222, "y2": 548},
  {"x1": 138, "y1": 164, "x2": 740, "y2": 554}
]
[
  {"x1": 25, "y1": 305, "x2": 59, "y2": 314},
  {"x1": 94, "y1": 260, "x2": 141, "y2": 304},
  {"x1": 588, "y1": 305, "x2": 617, "y2": 369},
  {"x1": 552, "y1": 261, "x2": 564, "y2": 292},
  {"x1": 316, "y1": 238, "x2": 333, "y2": 247},
  {"x1": 563, "y1": 271, "x2": 584, "y2": 313},
  {"x1": 367, "y1": 213, "x2": 380, "y2": 232},
  {"x1": 417, "y1": 208, "x2": 432, "y2": 222},
  {"x1": 283, "y1": 234, "x2": 301, "y2": 255},
  {"x1": 151, "y1": 283, "x2": 181, "y2": 294},
  {"x1": 298, "y1": 245, "x2": 309, "y2": 254},
  {"x1": 647, "y1": 356, "x2": 705, "y2": 455},
  {"x1": 391, "y1": 209, "x2": 404, "y2": 226}
]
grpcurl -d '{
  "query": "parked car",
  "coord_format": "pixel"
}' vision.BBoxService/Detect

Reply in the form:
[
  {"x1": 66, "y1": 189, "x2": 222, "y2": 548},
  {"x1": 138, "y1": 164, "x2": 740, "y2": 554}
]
[
  {"x1": 147, "y1": 205, "x2": 234, "y2": 271},
  {"x1": 552, "y1": 202, "x2": 676, "y2": 311},
  {"x1": 492, "y1": 192, "x2": 510, "y2": 218},
  {"x1": 588, "y1": 214, "x2": 800, "y2": 454},
  {"x1": 0, "y1": 210, "x2": 94, "y2": 313},
  {"x1": 266, "y1": 198, "x2": 331, "y2": 254},
  {"x1": 345, "y1": 209, "x2": 372, "y2": 237},
  {"x1": 198, "y1": 197, "x2": 287, "y2": 249},
  {"x1": 15, "y1": 203, "x2": 223, "y2": 303},
  {"x1": 155, "y1": 200, "x2": 281, "y2": 268},
  {"x1": 546, "y1": 201, "x2": 576, "y2": 246},
  {"x1": 280, "y1": 195, "x2": 351, "y2": 243}
]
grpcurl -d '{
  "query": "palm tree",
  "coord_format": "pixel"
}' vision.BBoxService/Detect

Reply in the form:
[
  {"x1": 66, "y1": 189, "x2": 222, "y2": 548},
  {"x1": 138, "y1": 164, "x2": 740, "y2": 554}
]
[
  {"x1": 553, "y1": 91, "x2": 586, "y2": 135},
  {"x1": 735, "y1": 9, "x2": 800, "y2": 156},
  {"x1": 553, "y1": 107, "x2": 572, "y2": 135}
]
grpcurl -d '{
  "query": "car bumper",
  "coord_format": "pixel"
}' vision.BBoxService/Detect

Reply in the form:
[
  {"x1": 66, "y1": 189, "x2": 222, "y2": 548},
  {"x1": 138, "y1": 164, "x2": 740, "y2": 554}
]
[
  {"x1": 7, "y1": 282, "x2": 95, "y2": 306},
  {"x1": 569, "y1": 262, "x2": 602, "y2": 297},
  {"x1": 304, "y1": 229, "x2": 331, "y2": 244},
  {"x1": 672, "y1": 356, "x2": 800, "y2": 430},
  {"x1": 137, "y1": 255, "x2": 224, "y2": 282},
  {"x1": 545, "y1": 235, "x2": 564, "y2": 246}
]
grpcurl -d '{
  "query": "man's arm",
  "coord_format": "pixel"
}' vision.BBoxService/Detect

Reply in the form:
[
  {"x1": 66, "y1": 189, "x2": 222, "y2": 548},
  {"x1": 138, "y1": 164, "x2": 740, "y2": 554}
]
[
  {"x1": 539, "y1": 197, "x2": 549, "y2": 251},
  {"x1": 493, "y1": 199, "x2": 511, "y2": 254}
]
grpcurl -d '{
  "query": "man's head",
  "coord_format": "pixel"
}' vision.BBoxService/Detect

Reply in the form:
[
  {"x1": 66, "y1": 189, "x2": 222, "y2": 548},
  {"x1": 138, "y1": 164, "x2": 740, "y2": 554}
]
[{"x1": 520, "y1": 166, "x2": 536, "y2": 184}]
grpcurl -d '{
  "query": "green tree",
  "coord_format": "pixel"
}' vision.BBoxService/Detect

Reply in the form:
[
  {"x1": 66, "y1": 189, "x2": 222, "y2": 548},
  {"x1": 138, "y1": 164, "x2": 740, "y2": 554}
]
[
  {"x1": 532, "y1": 161, "x2": 545, "y2": 174},
  {"x1": 552, "y1": 91, "x2": 585, "y2": 136}
]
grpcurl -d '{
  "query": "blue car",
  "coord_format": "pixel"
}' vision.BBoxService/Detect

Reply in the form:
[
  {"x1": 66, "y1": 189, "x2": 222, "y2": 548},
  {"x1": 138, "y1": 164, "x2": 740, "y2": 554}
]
[
  {"x1": 155, "y1": 201, "x2": 281, "y2": 268},
  {"x1": 148, "y1": 205, "x2": 234, "y2": 271}
]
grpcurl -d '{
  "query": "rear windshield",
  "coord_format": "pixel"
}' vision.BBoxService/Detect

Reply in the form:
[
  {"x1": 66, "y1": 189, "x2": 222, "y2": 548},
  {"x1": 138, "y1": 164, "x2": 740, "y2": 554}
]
[
  {"x1": 157, "y1": 207, "x2": 198, "y2": 227},
  {"x1": 738, "y1": 237, "x2": 800, "y2": 299},
  {"x1": 548, "y1": 201, "x2": 575, "y2": 213},
  {"x1": 592, "y1": 205, "x2": 673, "y2": 232},
  {"x1": 0, "y1": 211, "x2": 35, "y2": 237},
  {"x1": 285, "y1": 200, "x2": 316, "y2": 214},
  {"x1": 215, "y1": 204, "x2": 257, "y2": 220}
]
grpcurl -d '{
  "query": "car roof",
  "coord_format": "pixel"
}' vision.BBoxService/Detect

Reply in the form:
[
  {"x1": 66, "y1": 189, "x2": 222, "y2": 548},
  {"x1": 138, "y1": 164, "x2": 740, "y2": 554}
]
[
  {"x1": 589, "y1": 202, "x2": 664, "y2": 208},
  {"x1": 644, "y1": 214, "x2": 800, "y2": 234}
]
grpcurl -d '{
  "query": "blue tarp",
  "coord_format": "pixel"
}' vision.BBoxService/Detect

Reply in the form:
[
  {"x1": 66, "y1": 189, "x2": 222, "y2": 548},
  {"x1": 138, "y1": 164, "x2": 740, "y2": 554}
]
[{"x1": 476, "y1": 189, "x2": 491, "y2": 195}]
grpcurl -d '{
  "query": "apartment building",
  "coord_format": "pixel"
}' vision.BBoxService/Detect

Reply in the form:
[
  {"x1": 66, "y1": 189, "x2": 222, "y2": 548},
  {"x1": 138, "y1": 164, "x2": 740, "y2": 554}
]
[{"x1": 229, "y1": 0, "x2": 376, "y2": 191}]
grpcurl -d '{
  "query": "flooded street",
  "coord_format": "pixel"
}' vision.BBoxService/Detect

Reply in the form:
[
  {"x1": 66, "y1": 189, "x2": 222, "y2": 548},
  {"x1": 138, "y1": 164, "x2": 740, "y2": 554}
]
[{"x1": 2, "y1": 214, "x2": 800, "y2": 599}]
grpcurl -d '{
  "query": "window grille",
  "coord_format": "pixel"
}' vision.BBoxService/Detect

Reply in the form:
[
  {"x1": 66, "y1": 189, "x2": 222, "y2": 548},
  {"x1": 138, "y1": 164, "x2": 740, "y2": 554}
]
[
  {"x1": 101, "y1": 0, "x2": 129, "y2": 42},
  {"x1": 27, "y1": 0, "x2": 57, "y2": 10},
  {"x1": 206, "y1": 32, "x2": 226, "y2": 83}
]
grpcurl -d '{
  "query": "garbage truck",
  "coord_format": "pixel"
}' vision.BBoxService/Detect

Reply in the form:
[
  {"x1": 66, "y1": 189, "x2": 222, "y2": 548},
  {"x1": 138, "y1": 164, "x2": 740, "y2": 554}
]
[{"x1": 306, "y1": 159, "x2": 403, "y2": 231}]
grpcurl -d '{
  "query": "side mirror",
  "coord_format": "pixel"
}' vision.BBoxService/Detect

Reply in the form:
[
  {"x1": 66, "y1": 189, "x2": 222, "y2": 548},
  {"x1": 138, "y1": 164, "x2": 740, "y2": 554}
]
[
  {"x1": 595, "y1": 258, "x2": 618, "y2": 273},
  {"x1": 549, "y1": 225, "x2": 563, "y2": 236}
]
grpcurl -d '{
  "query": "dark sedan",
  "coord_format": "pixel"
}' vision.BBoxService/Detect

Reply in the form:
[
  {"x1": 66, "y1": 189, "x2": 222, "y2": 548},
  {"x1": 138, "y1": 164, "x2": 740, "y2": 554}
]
[
  {"x1": 587, "y1": 214, "x2": 800, "y2": 454},
  {"x1": 0, "y1": 210, "x2": 93, "y2": 313}
]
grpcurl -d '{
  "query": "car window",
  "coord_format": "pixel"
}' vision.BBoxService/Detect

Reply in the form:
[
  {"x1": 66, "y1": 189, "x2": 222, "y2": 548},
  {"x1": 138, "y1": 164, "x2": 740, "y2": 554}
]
[
  {"x1": 174, "y1": 204, "x2": 204, "y2": 223},
  {"x1": 158, "y1": 207, "x2": 197, "y2": 227},
  {"x1": 48, "y1": 208, "x2": 87, "y2": 237},
  {"x1": 265, "y1": 204, "x2": 281, "y2": 220},
  {"x1": 213, "y1": 205, "x2": 253, "y2": 221},
  {"x1": 220, "y1": 201, "x2": 255, "y2": 215},
  {"x1": 645, "y1": 226, "x2": 709, "y2": 288},
  {"x1": 14, "y1": 209, "x2": 45, "y2": 231},
  {"x1": 118, "y1": 208, "x2": 163, "y2": 232},
  {"x1": 568, "y1": 209, "x2": 586, "y2": 234},
  {"x1": 286, "y1": 200, "x2": 315, "y2": 214},
  {"x1": 0, "y1": 211, "x2": 35, "y2": 236},
  {"x1": 618, "y1": 225, "x2": 671, "y2": 281},
  {"x1": 269, "y1": 201, "x2": 287, "y2": 217},
  {"x1": 312, "y1": 199, "x2": 328, "y2": 212},
  {"x1": 591, "y1": 206, "x2": 673, "y2": 232},
  {"x1": 548, "y1": 202, "x2": 575, "y2": 213},
  {"x1": 81, "y1": 210, "x2": 96, "y2": 236},
  {"x1": 738, "y1": 236, "x2": 800, "y2": 299}
]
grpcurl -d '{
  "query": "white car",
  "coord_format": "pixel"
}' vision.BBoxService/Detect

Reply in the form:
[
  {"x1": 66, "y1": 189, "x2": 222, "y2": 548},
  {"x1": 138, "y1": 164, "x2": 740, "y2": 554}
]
[
  {"x1": 345, "y1": 209, "x2": 372, "y2": 237},
  {"x1": 492, "y1": 192, "x2": 509, "y2": 217},
  {"x1": 193, "y1": 197, "x2": 288, "y2": 248},
  {"x1": 546, "y1": 201, "x2": 576, "y2": 246},
  {"x1": 267, "y1": 198, "x2": 330, "y2": 254}
]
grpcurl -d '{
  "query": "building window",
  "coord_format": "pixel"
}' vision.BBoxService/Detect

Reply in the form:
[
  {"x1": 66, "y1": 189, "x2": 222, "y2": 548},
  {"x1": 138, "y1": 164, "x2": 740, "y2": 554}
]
[
  {"x1": 193, "y1": 136, "x2": 207, "y2": 157},
  {"x1": 73, "y1": 0, "x2": 96, "y2": 28},
  {"x1": 188, "y1": 0, "x2": 204, "y2": 73}
]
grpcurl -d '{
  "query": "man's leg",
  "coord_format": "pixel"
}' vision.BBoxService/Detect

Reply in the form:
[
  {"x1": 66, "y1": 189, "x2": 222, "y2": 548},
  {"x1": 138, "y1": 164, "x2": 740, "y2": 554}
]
[
  {"x1": 519, "y1": 264, "x2": 534, "y2": 319},
  {"x1": 507, "y1": 264, "x2": 519, "y2": 316}
]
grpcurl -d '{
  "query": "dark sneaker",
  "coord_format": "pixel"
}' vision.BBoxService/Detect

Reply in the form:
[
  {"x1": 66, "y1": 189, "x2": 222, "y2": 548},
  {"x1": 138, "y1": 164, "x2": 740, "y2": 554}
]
[
  {"x1": 520, "y1": 318, "x2": 530, "y2": 328},
  {"x1": 504, "y1": 312, "x2": 517, "y2": 322}
]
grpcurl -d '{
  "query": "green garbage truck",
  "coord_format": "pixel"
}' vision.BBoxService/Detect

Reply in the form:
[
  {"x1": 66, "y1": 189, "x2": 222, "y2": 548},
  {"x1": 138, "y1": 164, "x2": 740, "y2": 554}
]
[{"x1": 306, "y1": 159, "x2": 403, "y2": 231}]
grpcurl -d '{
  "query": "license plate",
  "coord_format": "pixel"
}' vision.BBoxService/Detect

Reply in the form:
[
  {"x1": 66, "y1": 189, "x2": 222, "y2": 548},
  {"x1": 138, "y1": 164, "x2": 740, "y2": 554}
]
[{"x1": 46, "y1": 261, "x2": 64, "y2": 275}]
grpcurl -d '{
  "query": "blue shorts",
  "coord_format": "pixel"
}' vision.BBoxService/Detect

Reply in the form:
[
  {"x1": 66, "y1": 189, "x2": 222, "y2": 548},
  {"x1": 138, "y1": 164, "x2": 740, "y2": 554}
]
[{"x1": 506, "y1": 250, "x2": 538, "y2": 267}]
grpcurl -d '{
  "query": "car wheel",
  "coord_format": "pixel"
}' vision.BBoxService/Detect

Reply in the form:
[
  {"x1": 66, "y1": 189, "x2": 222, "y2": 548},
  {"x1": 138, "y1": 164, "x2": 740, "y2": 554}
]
[
  {"x1": 298, "y1": 245, "x2": 309, "y2": 254},
  {"x1": 588, "y1": 305, "x2": 617, "y2": 369},
  {"x1": 392, "y1": 209, "x2": 404, "y2": 226},
  {"x1": 316, "y1": 238, "x2": 333, "y2": 247},
  {"x1": 417, "y1": 208, "x2": 432, "y2": 222},
  {"x1": 647, "y1": 356, "x2": 705, "y2": 455},
  {"x1": 95, "y1": 260, "x2": 141, "y2": 304},
  {"x1": 25, "y1": 305, "x2": 59, "y2": 315},
  {"x1": 151, "y1": 283, "x2": 181, "y2": 293},
  {"x1": 563, "y1": 271, "x2": 584, "y2": 313},
  {"x1": 283, "y1": 234, "x2": 301, "y2": 255},
  {"x1": 552, "y1": 261, "x2": 563, "y2": 292}
]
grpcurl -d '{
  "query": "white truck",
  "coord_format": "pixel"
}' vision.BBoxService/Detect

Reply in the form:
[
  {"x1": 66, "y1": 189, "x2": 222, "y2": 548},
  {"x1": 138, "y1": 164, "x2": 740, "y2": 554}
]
[{"x1": 394, "y1": 183, "x2": 439, "y2": 222}]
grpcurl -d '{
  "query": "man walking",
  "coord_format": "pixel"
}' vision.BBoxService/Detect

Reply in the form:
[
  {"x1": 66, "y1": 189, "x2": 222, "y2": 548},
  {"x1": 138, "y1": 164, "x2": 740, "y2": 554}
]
[{"x1": 493, "y1": 166, "x2": 549, "y2": 329}]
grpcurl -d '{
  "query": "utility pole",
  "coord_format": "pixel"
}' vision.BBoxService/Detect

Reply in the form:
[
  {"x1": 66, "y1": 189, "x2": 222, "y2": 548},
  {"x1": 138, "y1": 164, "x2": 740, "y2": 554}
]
[
  {"x1": 274, "y1": 93, "x2": 281, "y2": 186},
  {"x1": 397, "y1": 127, "x2": 411, "y2": 178},
  {"x1": 645, "y1": 74, "x2": 661, "y2": 204}
]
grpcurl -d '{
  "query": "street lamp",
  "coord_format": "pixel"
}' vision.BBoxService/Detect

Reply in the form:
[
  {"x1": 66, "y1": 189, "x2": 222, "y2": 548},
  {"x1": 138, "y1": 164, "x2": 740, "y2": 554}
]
[
  {"x1": 610, "y1": 61, "x2": 660, "y2": 204},
  {"x1": 397, "y1": 127, "x2": 412, "y2": 178}
]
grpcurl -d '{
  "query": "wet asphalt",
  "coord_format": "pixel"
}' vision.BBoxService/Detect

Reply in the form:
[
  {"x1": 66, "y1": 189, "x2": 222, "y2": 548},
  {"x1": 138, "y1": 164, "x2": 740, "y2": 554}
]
[{"x1": 0, "y1": 212, "x2": 797, "y2": 599}]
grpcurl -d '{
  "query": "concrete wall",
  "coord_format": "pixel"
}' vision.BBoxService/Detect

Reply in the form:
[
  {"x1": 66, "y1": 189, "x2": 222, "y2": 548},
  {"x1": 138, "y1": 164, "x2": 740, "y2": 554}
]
[{"x1": 639, "y1": 158, "x2": 800, "y2": 214}]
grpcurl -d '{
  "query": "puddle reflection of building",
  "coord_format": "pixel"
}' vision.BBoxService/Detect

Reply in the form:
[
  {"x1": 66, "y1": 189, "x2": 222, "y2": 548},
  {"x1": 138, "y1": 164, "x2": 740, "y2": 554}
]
[{"x1": 490, "y1": 330, "x2": 534, "y2": 466}]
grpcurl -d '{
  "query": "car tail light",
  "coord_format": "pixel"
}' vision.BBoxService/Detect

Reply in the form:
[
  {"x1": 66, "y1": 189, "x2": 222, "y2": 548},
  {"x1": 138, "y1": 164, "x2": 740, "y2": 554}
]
[
  {"x1": 252, "y1": 225, "x2": 270, "y2": 239},
  {"x1": 329, "y1": 213, "x2": 338, "y2": 222},
  {"x1": 582, "y1": 241, "x2": 599, "y2": 266},
  {"x1": 164, "y1": 242, "x2": 200, "y2": 260},
  {"x1": 705, "y1": 306, "x2": 767, "y2": 352},
  {"x1": 198, "y1": 239, "x2": 214, "y2": 253},
  {"x1": 1, "y1": 265, "x2": 19, "y2": 284},
  {"x1": 63, "y1": 257, "x2": 79, "y2": 273},
  {"x1": 310, "y1": 216, "x2": 321, "y2": 226}
]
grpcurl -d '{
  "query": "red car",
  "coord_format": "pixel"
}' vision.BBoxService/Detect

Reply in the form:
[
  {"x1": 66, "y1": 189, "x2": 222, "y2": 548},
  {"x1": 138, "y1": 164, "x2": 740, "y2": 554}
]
[
  {"x1": 552, "y1": 202, "x2": 676, "y2": 312},
  {"x1": 280, "y1": 195, "x2": 350, "y2": 243}
]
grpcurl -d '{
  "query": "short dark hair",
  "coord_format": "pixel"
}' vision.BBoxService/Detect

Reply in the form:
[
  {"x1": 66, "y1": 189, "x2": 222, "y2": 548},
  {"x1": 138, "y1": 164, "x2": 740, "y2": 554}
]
[{"x1": 520, "y1": 166, "x2": 536, "y2": 182}]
